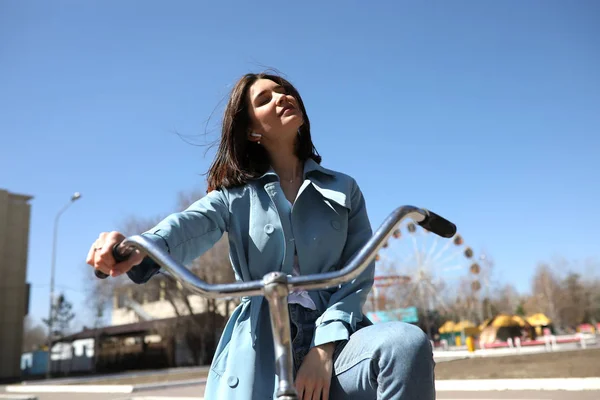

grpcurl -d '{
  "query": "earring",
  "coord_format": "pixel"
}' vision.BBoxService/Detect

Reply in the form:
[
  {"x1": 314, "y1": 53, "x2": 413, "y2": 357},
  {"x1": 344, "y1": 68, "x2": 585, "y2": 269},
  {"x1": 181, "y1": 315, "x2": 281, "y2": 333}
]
[{"x1": 250, "y1": 132, "x2": 262, "y2": 145}]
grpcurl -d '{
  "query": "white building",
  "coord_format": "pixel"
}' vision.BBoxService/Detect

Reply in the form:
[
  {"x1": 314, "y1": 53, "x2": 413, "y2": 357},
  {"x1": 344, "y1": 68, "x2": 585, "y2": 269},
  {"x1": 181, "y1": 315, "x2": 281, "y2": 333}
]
[{"x1": 111, "y1": 276, "x2": 238, "y2": 326}]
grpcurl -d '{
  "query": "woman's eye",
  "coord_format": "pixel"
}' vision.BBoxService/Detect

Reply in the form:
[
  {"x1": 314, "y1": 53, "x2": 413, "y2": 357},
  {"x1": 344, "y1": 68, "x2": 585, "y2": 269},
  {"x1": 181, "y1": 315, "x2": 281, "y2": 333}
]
[{"x1": 257, "y1": 96, "x2": 270, "y2": 106}]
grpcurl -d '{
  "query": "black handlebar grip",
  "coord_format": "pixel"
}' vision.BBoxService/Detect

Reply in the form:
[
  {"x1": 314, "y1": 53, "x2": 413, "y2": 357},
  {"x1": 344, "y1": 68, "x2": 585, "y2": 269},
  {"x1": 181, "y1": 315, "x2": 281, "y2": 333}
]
[
  {"x1": 112, "y1": 242, "x2": 132, "y2": 263},
  {"x1": 94, "y1": 242, "x2": 132, "y2": 279},
  {"x1": 418, "y1": 209, "x2": 457, "y2": 238},
  {"x1": 95, "y1": 270, "x2": 109, "y2": 279}
]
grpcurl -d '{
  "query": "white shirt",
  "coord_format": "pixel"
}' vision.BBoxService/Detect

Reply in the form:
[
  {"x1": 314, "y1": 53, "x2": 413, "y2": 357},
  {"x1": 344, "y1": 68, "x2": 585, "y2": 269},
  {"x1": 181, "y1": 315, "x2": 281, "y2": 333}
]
[{"x1": 285, "y1": 198, "x2": 317, "y2": 310}]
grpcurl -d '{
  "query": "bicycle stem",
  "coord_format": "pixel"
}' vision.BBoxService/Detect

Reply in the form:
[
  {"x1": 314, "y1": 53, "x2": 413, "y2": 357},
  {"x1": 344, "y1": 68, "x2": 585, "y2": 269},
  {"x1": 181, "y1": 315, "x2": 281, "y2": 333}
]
[
  {"x1": 259, "y1": 207, "x2": 429, "y2": 399},
  {"x1": 263, "y1": 272, "x2": 298, "y2": 399}
]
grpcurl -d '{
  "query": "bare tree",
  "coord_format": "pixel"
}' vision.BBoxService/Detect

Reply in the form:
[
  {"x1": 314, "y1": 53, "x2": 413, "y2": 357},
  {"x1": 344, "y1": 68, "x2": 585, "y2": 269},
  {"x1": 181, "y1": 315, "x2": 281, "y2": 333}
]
[
  {"x1": 490, "y1": 283, "x2": 521, "y2": 315},
  {"x1": 558, "y1": 272, "x2": 586, "y2": 327},
  {"x1": 528, "y1": 263, "x2": 562, "y2": 327},
  {"x1": 371, "y1": 253, "x2": 600, "y2": 336},
  {"x1": 519, "y1": 258, "x2": 600, "y2": 330},
  {"x1": 367, "y1": 259, "x2": 413, "y2": 312},
  {"x1": 442, "y1": 277, "x2": 481, "y2": 323},
  {"x1": 477, "y1": 252, "x2": 496, "y2": 320},
  {"x1": 85, "y1": 186, "x2": 237, "y2": 365},
  {"x1": 22, "y1": 316, "x2": 47, "y2": 352},
  {"x1": 43, "y1": 293, "x2": 76, "y2": 340},
  {"x1": 589, "y1": 279, "x2": 600, "y2": 322},
  {"x1": 577, "y1": 258, "x2": 600, "y2": 323}
]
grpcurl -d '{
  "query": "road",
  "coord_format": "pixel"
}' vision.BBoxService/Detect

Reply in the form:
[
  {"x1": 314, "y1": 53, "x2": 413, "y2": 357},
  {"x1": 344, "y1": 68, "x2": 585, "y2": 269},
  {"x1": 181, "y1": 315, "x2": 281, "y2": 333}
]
[
  {"x1": 438, "y1": 391, "x2": 600, "y2": 399},
  {"x1": 3, "y1": 384, "x2": 600, "y2": 400}
]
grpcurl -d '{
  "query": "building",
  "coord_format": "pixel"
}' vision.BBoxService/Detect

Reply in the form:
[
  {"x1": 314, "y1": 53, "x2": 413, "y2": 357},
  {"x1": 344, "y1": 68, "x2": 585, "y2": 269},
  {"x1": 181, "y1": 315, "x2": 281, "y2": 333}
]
[
  {"x1": 111, "y1": 277, "x2": 238, "y2": 326},
  {"x1": 20, "y1": 238, "x2": 239, "y2": 376},
  {"x1": 0, "y1": 189, "x2": 32, "y2": 381},
  {"x1": 25, "y1": 278, "x2": 239, "y2": 376}
]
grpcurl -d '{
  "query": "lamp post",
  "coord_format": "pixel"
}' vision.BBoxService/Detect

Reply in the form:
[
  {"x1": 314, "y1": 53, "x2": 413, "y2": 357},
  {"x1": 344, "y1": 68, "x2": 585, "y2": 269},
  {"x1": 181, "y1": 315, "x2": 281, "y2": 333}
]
[{"x1": 46, "y1": 192, "x2": 81, "y2": 378}]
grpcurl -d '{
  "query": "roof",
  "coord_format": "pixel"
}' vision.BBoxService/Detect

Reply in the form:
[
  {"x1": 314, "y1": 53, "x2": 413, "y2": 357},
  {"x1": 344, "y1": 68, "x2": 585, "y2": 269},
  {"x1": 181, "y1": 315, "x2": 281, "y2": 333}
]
[
  {"x1": 0, "y1": 188, "x2": 33, "y2": 202},
  {"x1": 57, "y1": 313, "x2": 224, "y2": 343}
]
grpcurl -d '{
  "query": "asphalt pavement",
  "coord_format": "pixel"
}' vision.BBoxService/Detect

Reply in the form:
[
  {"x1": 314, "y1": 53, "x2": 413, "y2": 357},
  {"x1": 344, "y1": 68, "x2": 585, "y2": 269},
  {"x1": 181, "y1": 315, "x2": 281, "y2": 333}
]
[
  {"x1": 3, "y1": 384, "x2": 600, "y2": 400},
  {"x1": 438, "y1": 391, "x2": 600, "y2": 400}
]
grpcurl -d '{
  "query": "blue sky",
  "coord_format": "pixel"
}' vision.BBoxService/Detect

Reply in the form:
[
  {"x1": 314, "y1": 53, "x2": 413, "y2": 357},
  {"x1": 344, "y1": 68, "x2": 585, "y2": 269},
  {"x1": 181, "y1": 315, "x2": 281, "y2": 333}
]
[{"x1": 1, "y1": 1, "x2": 599, "y2": 329}]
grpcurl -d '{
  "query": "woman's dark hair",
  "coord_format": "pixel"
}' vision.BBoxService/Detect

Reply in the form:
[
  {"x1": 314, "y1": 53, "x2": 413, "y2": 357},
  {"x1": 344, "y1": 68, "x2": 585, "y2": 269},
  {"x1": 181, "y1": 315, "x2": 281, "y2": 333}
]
[{"x1": 206, "y1": 72, "x2": 321, "y2": 192}]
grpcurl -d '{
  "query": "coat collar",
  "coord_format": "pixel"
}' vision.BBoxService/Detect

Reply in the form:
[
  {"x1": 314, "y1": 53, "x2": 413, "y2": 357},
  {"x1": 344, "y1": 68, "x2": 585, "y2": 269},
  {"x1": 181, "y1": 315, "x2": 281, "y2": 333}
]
[
  {"x1": 257, "y1": 158, "x2": 350, "y2": 210},
  {"x1": 304, "y1": 158, "x2": 337, "y2": 178},
  {"x1": 255, "y1": 158, "x2": 336, "y2": 182}
]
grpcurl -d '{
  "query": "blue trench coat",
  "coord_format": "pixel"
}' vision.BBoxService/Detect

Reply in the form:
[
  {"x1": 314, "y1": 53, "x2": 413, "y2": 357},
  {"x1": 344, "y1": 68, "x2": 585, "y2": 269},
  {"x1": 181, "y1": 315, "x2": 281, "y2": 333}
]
[{"x1": 127, "y1": 158, "x2": 375, "y2": 399}]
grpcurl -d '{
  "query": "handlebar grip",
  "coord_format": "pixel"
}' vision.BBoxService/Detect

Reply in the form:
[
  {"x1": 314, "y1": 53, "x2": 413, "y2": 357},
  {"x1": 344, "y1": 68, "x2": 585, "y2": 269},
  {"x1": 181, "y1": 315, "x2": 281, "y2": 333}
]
[
  {"x1": 112, "y1": 242, "x2": 133, "y2": 263},
  {"x1": 95, "y1": 270, "x2": 109, "y2": 279},
  {"x1": 418, "y1": 209, "x2": 457, "y2": 238},
  {"x1": 94, "y1": 242, "x2": 133, "y2": 279}
]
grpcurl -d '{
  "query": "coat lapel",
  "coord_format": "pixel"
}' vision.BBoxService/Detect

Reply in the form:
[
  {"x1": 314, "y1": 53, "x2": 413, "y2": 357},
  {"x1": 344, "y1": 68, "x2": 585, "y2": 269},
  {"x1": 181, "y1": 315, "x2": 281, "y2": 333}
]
[{"x1": 303, "y1": 159, "x2": 351, "y2": 211}]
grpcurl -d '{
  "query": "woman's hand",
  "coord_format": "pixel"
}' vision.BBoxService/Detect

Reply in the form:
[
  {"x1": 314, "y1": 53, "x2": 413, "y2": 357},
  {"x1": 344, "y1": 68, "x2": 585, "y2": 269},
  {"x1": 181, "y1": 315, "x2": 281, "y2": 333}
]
[
  {"x1": 295, "y1": 342, "x2": 335, "y2": 400},
  {"x1": 86, "y1": 231, "x2": 145, "y2": 277}
]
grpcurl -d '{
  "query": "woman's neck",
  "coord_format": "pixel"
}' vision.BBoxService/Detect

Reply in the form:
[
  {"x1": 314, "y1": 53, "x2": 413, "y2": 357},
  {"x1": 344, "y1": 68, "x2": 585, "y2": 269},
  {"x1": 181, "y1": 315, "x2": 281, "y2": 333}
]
[{"x1": 269, "y1": 147, "x2": 303, "y2": 183}]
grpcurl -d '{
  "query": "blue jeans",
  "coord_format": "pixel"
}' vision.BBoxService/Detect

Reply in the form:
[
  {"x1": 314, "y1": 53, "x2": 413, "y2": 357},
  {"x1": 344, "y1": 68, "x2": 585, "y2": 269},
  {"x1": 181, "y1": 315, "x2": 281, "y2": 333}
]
[{"x1": 289, "y1": 304, "x2": 436, "y2": 399}]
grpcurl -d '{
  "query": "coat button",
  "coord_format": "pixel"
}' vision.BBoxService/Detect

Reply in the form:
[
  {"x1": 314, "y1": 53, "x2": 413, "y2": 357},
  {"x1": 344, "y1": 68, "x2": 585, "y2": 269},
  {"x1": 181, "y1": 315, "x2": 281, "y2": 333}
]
[
  {"x1": 331, "y1": 220, "x2": 341, "y2": 230},
  {"x1": 227, "y1": 375, "x2": 239, "y2": 388},
  {"x1": 264, "y1": 224, "x2": 274, "y2": 234}
]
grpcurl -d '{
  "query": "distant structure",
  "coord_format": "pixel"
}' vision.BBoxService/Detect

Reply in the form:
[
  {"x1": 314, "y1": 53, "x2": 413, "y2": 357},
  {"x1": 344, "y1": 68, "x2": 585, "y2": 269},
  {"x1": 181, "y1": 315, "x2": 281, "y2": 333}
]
[
  {"x1": 0, "y1": 189, "x2": 32, "y2": 380},
  {"x1": 111, "y1": 277, "x2": 236, "y2": 326}
]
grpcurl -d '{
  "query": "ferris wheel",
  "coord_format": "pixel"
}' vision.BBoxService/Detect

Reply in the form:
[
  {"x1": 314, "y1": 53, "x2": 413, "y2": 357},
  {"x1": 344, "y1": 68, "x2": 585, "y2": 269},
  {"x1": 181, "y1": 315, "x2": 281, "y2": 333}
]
[{"x1": 369, "y1": 220, "x2": 482, "y2": 314}]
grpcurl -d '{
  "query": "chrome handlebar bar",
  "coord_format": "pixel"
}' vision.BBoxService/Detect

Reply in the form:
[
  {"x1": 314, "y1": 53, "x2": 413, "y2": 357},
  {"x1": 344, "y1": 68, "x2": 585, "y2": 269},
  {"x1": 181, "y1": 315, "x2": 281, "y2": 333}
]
[
  {"x1": 107, "y1": 206, "x2": 455, "y2": 297},
  {"x1": 96, "y1": 205, "x2": 456, "y2": 400}
]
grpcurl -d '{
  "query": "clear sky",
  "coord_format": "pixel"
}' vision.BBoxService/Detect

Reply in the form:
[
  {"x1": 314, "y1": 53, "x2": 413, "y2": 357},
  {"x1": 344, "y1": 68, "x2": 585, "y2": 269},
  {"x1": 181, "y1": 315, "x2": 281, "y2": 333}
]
[{"x1": 1, "y1": 1, "x2": 599, "y2": 329}]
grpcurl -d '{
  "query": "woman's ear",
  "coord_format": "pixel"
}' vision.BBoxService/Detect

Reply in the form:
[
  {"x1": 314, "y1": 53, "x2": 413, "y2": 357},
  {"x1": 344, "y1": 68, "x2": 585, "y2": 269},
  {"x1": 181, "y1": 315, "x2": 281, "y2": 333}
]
[{"x1": 248, "y1": 131, "x2": 262, "y2": 143}]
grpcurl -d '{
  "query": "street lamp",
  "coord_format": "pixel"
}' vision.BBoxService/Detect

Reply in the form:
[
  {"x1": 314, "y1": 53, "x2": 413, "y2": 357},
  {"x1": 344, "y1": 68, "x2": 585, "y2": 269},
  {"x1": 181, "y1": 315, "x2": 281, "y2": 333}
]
[{"x1": 46, "y1": 192, "x2": 81, "y2": 378}]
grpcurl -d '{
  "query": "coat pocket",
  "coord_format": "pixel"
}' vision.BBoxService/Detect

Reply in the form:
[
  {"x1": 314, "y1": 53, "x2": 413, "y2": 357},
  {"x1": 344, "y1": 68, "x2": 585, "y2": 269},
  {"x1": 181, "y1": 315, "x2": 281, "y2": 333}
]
[
  {"x1": 210, "y1": 338, "x2": 231, "y2": 377},
  {"x1": 210, "y1": 306, "x2": 249, "y2": 377}
]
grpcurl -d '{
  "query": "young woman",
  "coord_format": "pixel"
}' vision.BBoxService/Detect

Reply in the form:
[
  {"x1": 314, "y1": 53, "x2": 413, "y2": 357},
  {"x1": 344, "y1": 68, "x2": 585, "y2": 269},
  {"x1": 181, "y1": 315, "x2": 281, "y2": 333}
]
[{"x1": 87, "y1": 72, "x2": 435, "y2": 400}]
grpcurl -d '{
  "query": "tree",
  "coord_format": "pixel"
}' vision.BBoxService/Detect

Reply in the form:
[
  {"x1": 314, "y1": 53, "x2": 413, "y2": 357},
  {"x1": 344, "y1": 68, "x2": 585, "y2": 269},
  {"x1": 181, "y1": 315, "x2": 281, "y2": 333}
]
[
  {"x1": 43, "y1": 292, "x2": 75, "y2": 340},
  {"x1": 589, "y1": 280, "x2": 600, "y2": 322},
  {"x1": 528, "y1": 263, "x2": 562, "y2": 326},
  {"x1": 87, "y1": 186, "x2": 236, "y2": 365},
  {"x1": 480, "y1": 297, "x2": 497, "y2": 320},
  {"x1": 519, "y1": 258, "x2": 600, "y2": 330},
  {"x1": 515, "y1": 301, "x2": 525, "y2": 317},
  {"x1": 22, "y1": 316, "x2": 47, "y2": 352},
  {"x1": 366, "y1": 258, "x2": 413, "y2": 313},
  {"x1": 577, "y1": 259, "x2": 600, "y2": 323},
  {"x1": 444, "y1": 278, "x2": 481, "y2": 323},
  {"x1": 490, "y1": 283, "x2": 521, "y2": 315},
  {"x1": 560, "y1": 273, "x2": 583, "y2": 325},
  {"x1": 84, "y1": 265, "x2": 115, "y2": 329}
]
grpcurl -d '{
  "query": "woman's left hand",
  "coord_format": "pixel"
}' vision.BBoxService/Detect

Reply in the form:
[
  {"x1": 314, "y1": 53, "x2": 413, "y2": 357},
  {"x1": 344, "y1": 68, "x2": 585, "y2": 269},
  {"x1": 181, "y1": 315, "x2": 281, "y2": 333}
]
[{"x1": 295, "y1": 342, "x2": 335, "y2": 400}]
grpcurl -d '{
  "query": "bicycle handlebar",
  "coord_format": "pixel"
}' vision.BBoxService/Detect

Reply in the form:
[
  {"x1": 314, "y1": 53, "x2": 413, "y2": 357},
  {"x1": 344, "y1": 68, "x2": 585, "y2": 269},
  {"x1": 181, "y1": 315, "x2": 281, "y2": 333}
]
[
  {"x1": 93, "y1": 205, "x2": 454, "y2": 400},
  {"x1": 95, "y1": 206, "x2": 456, "y2": 297}
]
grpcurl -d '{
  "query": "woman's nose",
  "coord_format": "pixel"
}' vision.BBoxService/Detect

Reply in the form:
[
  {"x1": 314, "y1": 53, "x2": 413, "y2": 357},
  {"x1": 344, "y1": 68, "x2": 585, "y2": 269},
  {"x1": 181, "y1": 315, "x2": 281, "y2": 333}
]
[{"x1": 275, "y1": 92, "x2": 287, "y2": 106}]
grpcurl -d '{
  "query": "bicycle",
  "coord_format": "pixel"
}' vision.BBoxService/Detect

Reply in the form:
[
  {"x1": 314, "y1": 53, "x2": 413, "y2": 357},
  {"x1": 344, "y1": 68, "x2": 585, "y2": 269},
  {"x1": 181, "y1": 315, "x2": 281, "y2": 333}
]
[{"x1": 96, "y1": 205, "x2": 456, "y2": 400}]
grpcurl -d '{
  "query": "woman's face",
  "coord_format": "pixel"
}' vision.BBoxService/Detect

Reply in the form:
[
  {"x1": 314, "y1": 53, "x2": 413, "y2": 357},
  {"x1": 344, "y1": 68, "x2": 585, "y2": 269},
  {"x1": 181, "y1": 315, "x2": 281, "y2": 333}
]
[{"x1": 246, "y1": 78, "x2": 304, "y2": 143}]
